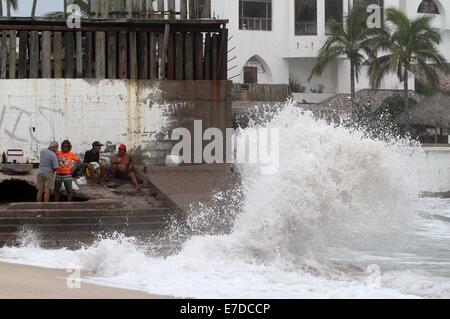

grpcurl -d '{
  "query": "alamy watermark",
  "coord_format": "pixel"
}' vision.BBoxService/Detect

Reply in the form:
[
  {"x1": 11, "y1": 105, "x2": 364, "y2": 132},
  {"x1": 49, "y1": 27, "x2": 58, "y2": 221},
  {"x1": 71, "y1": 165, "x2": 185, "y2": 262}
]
[
  {"x1": 66, "y1": 4, "x2": 82, "y2": 29},
  {"x1": 66, "y1": 267, "x2": 82, "y2": 289},
  {"x1": 169, "y1": 120, "x2": 280, "y2": 174}
]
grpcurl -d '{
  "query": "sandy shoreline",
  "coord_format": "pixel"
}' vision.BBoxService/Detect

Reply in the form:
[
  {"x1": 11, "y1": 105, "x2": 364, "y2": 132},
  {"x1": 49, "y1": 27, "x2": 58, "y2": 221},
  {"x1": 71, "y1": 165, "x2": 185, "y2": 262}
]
[{"x1": 0, "y1": 262, "x2": 170, "y2": 299}]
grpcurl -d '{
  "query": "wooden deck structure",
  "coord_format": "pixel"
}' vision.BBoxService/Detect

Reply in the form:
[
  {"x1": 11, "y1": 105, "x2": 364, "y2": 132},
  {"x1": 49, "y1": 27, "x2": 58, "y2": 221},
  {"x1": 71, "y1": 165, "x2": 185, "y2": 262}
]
[{"x1": 0, "y1": 16, "x2": 228, "y2": 81}]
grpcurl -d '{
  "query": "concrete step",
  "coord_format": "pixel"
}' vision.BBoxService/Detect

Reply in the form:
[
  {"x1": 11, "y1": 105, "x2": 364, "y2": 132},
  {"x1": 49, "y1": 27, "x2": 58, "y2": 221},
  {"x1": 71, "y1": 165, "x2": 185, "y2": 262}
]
[
  {"x1": 5, "y1": 201, "x2": 125, "y2": 210},
  {"x1": 0, "y1": 215, "x2": 170, "y2": 226},
  {"x1": 0, "y1": 208, "x2": 172, "y2": 218},
  {"x1": 0, "y1": 221, "x2": 167, "y2": 234}
]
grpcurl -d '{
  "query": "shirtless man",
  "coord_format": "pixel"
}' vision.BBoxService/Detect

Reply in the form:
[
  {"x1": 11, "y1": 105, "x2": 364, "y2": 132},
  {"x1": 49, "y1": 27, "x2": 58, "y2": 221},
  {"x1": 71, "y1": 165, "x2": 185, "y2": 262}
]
[{"x1": 110, "y1": 144, "x2": 142, "y2": 192}]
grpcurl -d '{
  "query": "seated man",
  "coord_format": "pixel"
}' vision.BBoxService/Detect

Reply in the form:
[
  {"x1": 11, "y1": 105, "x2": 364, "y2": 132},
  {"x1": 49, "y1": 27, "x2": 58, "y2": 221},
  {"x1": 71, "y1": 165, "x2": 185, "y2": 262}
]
[
  {"x1": 84, "y1": 141, "x2": 105, "y2": 186},
  {"x1": 110, "y1": 144, "x2": 141, "y2": 192},
  {"x1": 54, "y1": 140, "x2": 80, "y2": 202}
]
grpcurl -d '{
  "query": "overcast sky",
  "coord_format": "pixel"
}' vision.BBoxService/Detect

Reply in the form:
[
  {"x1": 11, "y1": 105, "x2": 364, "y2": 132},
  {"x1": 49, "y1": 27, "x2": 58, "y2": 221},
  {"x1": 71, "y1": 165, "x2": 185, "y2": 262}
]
[{"x1": 2, "y1": 0, "x2": 63, "y2": 16}]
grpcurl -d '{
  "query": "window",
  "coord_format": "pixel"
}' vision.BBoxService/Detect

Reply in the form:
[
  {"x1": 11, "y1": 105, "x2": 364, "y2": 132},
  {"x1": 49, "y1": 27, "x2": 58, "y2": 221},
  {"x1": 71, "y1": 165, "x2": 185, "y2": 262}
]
[
  {"x1": 325, "y1": 0, "x2": 343, "y2": 35},
  {"x1": 418, "y1": 0, "x2": 440, "y2": 14},
  {"x1": 197, "y1": 0, "x2": 211, "y2": 18},
  {"x1": 356, "y1": 0, "x2": 384, "y2": 25},
  {"x1": 295, "y1": 0, "x2": 317, "y2": 36},
  {"x1": 239, "y1": 0, "x2": 272, "y2": 31},
  {"x1": 244, "y1": 67, "x2": 258, "y2": 83}
]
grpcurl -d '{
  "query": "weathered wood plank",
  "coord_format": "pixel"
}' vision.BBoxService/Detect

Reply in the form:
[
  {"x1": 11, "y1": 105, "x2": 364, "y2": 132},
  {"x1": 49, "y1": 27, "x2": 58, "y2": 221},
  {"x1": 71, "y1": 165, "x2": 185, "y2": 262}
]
[
  {"x1": 18, "y1": 31, "x2": 28, "y2": 79},
  {"x1": 175, "y1": 33, "x2": 184, "y2": 80},
  {"x1": 211, "y1": 33, "x2": 218, "y2": 80},
  {"x1": 9, "y1": 31, "x2": 16, "y2": 79},
  {"x1": 189, "y1": 0, "x2": 197, "y2": 19},
  {"x1": 41, "y1": 31, "x2": 52, "y2": 78},
  {"x1": 184, "y1": 33, "x2": 194, "y2": 80},
  {"x1": 138, "y1": 32, "x2": 148, "y2": 79},
  {"x1": 29, "y1": 31, "x2": 40, "y2": 78},
  {"x1": 54, "y1": 32, "x2": 62, "y2": 78},
  {"x1": 180, "y1": 0, "x2": 188, "y2": 20},
  {"x1": 95, "y1": 31, "x2": 106, "y2": 78},
  {"x1": 0, "y1": 31, "x2": 7, "y2": 79},
  {"x1": 107, "y1": 31, "x2": 117, "y2": 79},
  {"x1": 118, "y1": 31, "x2": 128, "y2": 79},
  {"x1": 194, "y1": 32, "x2": 204, "y2": 80},
  {"x1": 76, "y1": 31, "x2": 83, "y2": 77},
  {"x1": 85, "y1": 32, "x2": 93, "y2": 78},
  {"x1": 204, "y1": 33, "x2": 211, "y2": 80},
  {"x1": 218, "y1": 29, "x2": 228, "y2": 80},
  {"x1": 167, "y1": 32, "x2": 175, "y2": 80},
  {"x1": 159, "y1": 24, "x2": 170, "y2": 79},
  {"x1": 129, "y1": 31, "x2": 137, "y2": 79},
  {"x1": 149, "y1": 33, "x2": 157, "y2": 79},
  {"x1": 64, "y1": 32, "x2": 75, "y2": 78}
]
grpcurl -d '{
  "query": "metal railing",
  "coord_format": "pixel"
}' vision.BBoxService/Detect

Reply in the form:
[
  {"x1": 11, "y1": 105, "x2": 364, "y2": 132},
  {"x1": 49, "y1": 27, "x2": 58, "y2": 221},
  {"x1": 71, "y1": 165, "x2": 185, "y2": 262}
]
[
  {"x1": 295, "y1": 22, "x2": 317, "y2": 36},
  {"x1": 239, "y1": 17, "x2": 272, "y2": 31}
]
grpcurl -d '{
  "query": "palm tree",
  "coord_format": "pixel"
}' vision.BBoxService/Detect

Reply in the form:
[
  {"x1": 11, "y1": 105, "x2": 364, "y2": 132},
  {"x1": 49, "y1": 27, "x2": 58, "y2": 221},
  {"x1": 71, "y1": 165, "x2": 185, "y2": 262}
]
[
  {"x1": 0, "y1": 0, "x2": 19, "y2": 17},
  {"x1": 308, "y1": 2, "x2": 374, "y2": 107},
  {"x1": 369, "y1": 8, "x2": 449, "y2": 98}
]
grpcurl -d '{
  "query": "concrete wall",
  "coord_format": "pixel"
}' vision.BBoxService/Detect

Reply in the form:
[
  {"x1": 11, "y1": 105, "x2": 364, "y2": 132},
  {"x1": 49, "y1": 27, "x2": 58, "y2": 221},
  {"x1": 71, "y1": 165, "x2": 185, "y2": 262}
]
[{"x1": 0, "y1": 79, "x2": 231, "y2": 165}]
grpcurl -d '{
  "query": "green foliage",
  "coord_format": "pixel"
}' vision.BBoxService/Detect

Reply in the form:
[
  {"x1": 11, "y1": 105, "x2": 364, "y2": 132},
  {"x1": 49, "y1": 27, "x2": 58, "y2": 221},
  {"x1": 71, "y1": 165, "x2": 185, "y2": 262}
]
[
  {"x1": 415, "y1": 79, "x2": 439, "y2": 96},
  {"x1": 289, "y1": 77, "x2": 306, "y2": 93}
]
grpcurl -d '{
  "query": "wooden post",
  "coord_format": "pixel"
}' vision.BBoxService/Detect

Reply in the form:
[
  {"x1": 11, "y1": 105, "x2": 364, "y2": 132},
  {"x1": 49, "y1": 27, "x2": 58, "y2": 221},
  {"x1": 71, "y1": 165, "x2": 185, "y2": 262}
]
[
  {"x1": 218, "y1": 28, "x2": 228, "y2": 80},
  {"x1": 0, "y1": 31, "x2": 7, "y2": 79},
  {"x1": 9, "y1": 31, "x2": 16, "y2": 79},
  {"x1": 107, "y1": 32, "x2": 117, "y2": 79},
  {"x1": 138, "y1": 32, "x2": 149, "y2": 79},
  {"x1": 211, "y1": 33, "x2": 218, "y2": 80},
  {"x1": 194, "y1": 33, "x2": 204, "y2": 80},
  {"x1": 175, "y1": 33, "x2": 184, "y2": 80},
  {"x1": 41, "y1": 31, "x2": 52, "y2": 78},
  {"x1": 129, "y1": 31, "x2": 137, "y2": 79},
  {"x1": 159, "y1": 24, "x2": 170, "y2": 79},
  {"x1": 118, "y1": 31, "x2": 128, "y2": 79},
  {"x1": 76, "y1": 32, "x2": 83, "y2": 78},
  {"x1": 204, "y1": 34, "x2": 211, "y2": 80},
  {"x1": 18, "y1": 31, "x2": 28, "y2": 79},
  {"x1": 184, "y1": 33, "x2": 194, "y2": 80},
  {"x1": 65, "y1": 32, "x2": 75, "y2": 78},
  {"x1": 85, "y1": 32, "x2": 93, "y2": 78},
  {"x1": 167, "y1": 32, "x2": 175, "y2": 80},
  {"x1": 54, "y1": 32, "x2": 62, "y2": 78},
  {"x1": 29, "y1": 31, "x2": 40, "y2": 78},
  {"x1": 180, "y1": 0, "x2": 188, "y2": 20},
  {"x1": 149, "y1": 33, "x2": 157, "y2": 79},
  {"x1": 95, "y1": 31, "x2": 106, "y2": 78}
]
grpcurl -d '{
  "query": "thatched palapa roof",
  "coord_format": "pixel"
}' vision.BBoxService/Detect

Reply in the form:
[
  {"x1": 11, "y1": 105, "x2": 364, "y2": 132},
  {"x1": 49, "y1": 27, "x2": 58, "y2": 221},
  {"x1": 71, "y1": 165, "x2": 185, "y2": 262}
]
[{"x1": 400, "y1": 93, "x2": 450, "y2": 127}]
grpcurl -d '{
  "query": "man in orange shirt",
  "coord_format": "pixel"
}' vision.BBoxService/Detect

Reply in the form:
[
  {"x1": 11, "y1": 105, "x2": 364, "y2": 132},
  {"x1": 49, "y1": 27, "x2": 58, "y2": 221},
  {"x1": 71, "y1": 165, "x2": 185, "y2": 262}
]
[{"x1": 54, "y1": 140, "x2": 80, "y2": 202}]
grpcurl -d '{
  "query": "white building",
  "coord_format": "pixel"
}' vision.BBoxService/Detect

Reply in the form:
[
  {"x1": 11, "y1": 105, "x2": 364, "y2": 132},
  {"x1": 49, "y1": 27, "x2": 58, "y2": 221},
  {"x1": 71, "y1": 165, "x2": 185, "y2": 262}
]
[{"x1": 209, "y1": 0, "x2": 450, "y2": 95}]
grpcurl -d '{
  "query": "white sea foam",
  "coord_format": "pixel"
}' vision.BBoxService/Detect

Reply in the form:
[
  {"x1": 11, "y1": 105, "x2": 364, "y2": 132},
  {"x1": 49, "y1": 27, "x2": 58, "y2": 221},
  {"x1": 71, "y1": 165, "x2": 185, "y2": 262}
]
[{"x1": 1, "y1": 103, "x2": 450, "y2": 298}]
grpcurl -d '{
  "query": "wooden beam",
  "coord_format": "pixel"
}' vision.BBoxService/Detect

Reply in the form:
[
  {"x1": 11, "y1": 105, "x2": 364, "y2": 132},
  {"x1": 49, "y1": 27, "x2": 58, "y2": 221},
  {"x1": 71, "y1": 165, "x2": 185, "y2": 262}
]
[
  {"x1": 107, "y1": 31, "x2": 117, "y2": 79},
  {"x1": 204, "y1": 33, "x2": 211, "y2": 80},
  {"x1": 194, "y1": 32, "x2": 203, "y2": 80},
  {"x1": 211, "y1": 33, "x2": 218, "y2": 80},
  {"x1": 175, "y1": 33, "x2": 184, "y2": 80},
  {"x1": 189, "y1": 0, "x2": 197, "y2": 19},
  {"x1": 138, "y1": 32, "x2": 149, "y2": 79},
  {"x1": 29, "y1": 31, "x2": 40, "y2": 78},
  {"x1": 129, "y1": 31, "x2": 137, "y2": 79},
  {"x1": 118, "y1": 31, "x2": 128, "y2": 79},
  {"x1": 18, "y1": 31, "x2": 27, "y2": 79},
  {"x1": 167, "y1": 32, "x2": 175, "y2": 80},
  {"x1": 159, "y1": 24, "x2": 170, "y2": 79},
  {"x1": 0, "y1": 31, "x2": 7, "y2": 79},
  {"x1": 149, "y1": 33, "x2": 157, "y2": 79},
  {"x1": 85, "y1": 32, "x2": 93, "y2": 78},
  {"x1": 76, "y1": 31, "x2": 83, "y2": 77},
  {"x1": 95, "y1": 31, "x2": 106, "y2": 78},
  {"x1": 8, "y1": 30, "x2": 16, "y2": 79},
  {"x1": 54, "y1": 32, "x2": 62, "y2": 78},
  {"x1": 41, "y1": 31, "x2": 52, "y2": 78},
  {"x1": 64, "y1": 32, "x2": 75, "y2": 78},
  {"x1": 184, "y1": 33, "x2": 194, "y2": 80}
]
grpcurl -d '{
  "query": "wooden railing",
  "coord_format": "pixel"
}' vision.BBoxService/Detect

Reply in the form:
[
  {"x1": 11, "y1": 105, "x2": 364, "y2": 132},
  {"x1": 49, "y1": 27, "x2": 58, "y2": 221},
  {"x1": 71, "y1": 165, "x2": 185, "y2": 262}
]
[
  {"x1": 0, "y1": 17, "x2": 228, "y2": 80},
  {"x1": 239, "y1": 17, "x2": 272, "y2": 31}
]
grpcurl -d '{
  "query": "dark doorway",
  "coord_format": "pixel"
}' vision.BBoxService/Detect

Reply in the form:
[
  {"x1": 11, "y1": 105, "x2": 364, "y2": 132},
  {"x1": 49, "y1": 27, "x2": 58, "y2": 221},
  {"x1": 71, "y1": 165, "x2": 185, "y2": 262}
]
[{"x1": 244, "y1": 66, "x2": 258, "y2": 84}]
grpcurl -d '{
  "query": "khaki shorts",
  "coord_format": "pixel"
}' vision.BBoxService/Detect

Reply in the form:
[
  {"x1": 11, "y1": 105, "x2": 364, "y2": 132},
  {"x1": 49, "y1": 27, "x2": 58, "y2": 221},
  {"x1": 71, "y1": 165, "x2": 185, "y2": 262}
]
[{"x1": 36, "y1": 172, "x2": 55, "y2": 191}]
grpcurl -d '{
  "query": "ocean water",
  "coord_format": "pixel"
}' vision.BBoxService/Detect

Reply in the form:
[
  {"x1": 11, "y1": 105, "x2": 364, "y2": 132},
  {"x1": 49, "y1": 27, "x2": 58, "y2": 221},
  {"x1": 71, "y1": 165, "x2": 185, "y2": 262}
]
[{"x1": 1, "y1": 104, "x2": 450, "y2": 299}]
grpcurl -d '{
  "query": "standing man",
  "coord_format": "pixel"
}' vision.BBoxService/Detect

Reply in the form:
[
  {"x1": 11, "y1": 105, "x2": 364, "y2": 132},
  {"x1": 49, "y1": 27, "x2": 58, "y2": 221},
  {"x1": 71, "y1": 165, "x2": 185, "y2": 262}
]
[
  {"x1": 84, "y1": 141, "x2": 105, "y2": 186},
  {"x1": 36, "y1": 141, "x2": 59, "y2": 203},
  {"x1": 54, "y1": 140, "x2": 80, "y2": 202},
  {"x1": 111, "y1": 144, "x2": 142, "y2": 192}
]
